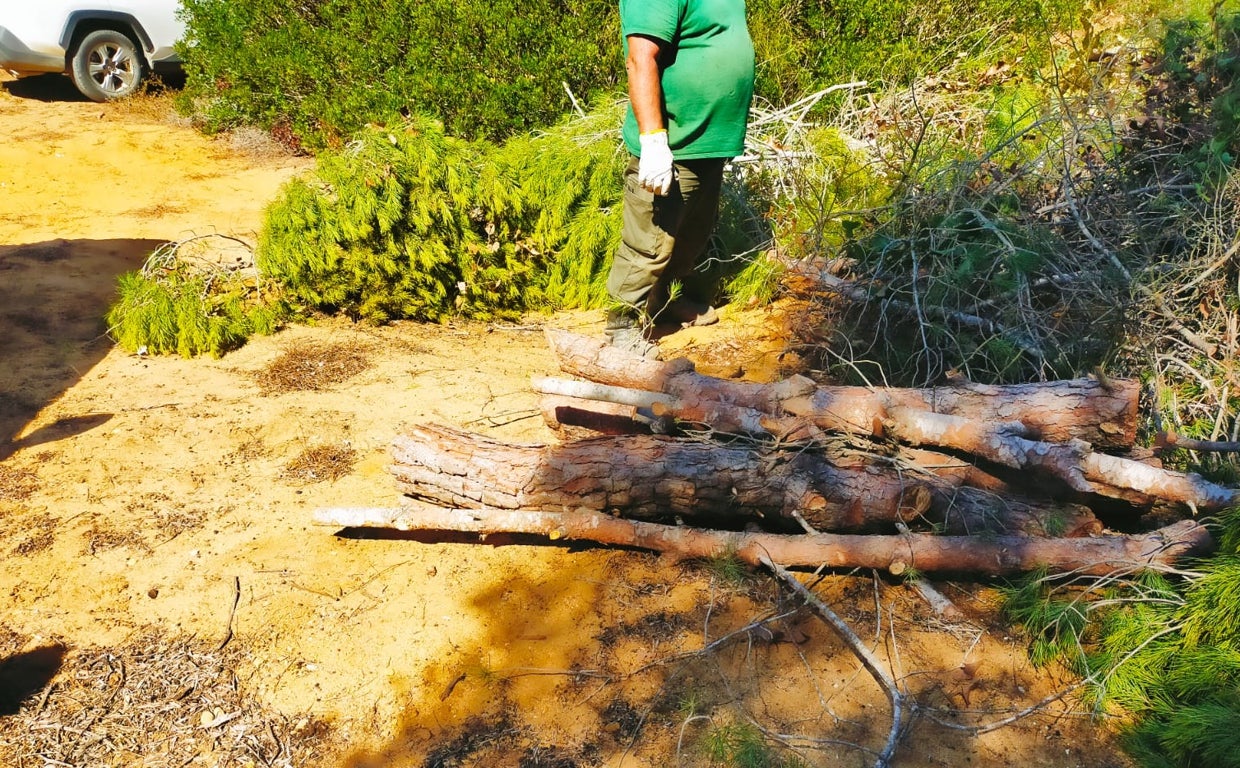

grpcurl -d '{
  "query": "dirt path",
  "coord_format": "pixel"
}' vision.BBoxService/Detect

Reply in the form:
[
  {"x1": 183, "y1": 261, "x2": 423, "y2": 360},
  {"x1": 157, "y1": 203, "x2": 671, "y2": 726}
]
[{"x1": 0, "y1": 74, "x2": 1128, "y2": 767}]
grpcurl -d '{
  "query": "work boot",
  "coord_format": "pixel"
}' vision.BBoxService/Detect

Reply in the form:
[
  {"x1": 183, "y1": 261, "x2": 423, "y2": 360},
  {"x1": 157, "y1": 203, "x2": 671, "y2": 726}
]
[
  {"x1": 605, "y1": 310, "x2": 659, "y2": 360},
  {"x1": 661, "y1": 297, "x2": 719, "y2": 328}
]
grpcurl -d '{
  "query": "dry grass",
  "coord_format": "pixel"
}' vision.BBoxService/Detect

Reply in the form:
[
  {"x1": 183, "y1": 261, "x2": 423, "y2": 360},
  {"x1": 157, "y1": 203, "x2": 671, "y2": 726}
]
[
  {"x1": 230, "y1": 437, "x2": 271, "y2": 463},
  {"x1": 128, "y1": 202, "x2": 189, "y2": 219},
  {"x1": 0, "y1": 465, "x2": 38, "y2": 501},
  {"x1": 102, "y1": 83, "x2": 191, "y2": 127},
  {"x1": 224, "y1": 125, "x2": 302, "y2": 160},
  {"x1": 81, "y1": 518, "x2": 147, "y2": 556},
  {"x1": 255, "y1": 342, "x2": 372, "y2": 395},
  {"x1": 9, "y1": 512, "x2": 55, "y2": 557},
  {"x1": 0, "y1": 626, "x2": 329, "y2": 768},
  {"x1": 283, "y1": 444, "x2": 358, "y2": 484}
]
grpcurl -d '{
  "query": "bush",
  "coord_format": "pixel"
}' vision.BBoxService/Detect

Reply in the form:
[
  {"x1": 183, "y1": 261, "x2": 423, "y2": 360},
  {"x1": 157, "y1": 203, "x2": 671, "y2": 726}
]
[
  {"x1": 177, "y1": 0, "x2": 620, "y2": 149},
  {"x1": 257, "y1": 116, "x2": 535, "y2": 323},
  {"x1": 490, "y1": 103, "x2": 628, "y2": 309},
  {"x1": 176, "y1": 0, "x2": 1089, "y2": 151},
  {"x1": 255, "y1": 98, "x2": 869, "y2": 328},
  {"x1": 748, "y1": 0, "x2": 1083, "y2": 99},
  {"x1": 107, "y1": 239, "x2": 287, "y2": 358},
  {"x1": 1001, "y1": 513, "x2": 1240, "y2": 768}
]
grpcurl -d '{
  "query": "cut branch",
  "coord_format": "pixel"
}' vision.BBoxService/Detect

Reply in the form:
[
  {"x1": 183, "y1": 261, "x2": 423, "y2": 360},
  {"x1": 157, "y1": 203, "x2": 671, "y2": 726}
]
[
  {"x1": 547, "y1": 330, "x2": 1139, "y2": 448},
  {"x1": 763, "y1": 556, "x2": 907, "y2": 768},
  {"x1": 887, "y1": 408, "x2": 1240, "y2": 511},
  {"x1": 312, "y1": 503, "x2": 1213, "y2": 576},
  {"x1": 390, "y1": 424, "x2": 1096, "y2": 535},
  {"x1": 1158, "y1": 429, "x2": 1240, "y2": 454}
]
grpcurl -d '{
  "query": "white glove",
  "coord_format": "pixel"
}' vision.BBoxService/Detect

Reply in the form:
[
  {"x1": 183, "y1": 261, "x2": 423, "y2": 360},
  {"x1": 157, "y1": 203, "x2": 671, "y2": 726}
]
[{"x1": 637, "y1": 130, "x2": 675, "y2": 196}]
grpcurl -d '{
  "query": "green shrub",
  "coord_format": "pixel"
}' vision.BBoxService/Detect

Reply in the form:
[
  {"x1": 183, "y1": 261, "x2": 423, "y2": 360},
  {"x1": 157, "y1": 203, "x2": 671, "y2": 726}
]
[
  {"x1": 107, "y1": 240, "x2": 287, "y2": 358},
  {"x1": 177, "y1": 0, "x2": 620, "y2": 149},
  {"x1": 701, "y1": 721, "x2": 805, "y2": 768},
  {"x1": 749, "y1": 0, "x2": 1082, "y2": 99},
  {"x1": 257, "y1": 102, "x2": 792, "y2": 325},
  {"x1": 999, "y1": 506, "x2": 1240, "y2": 768},
  {"x1": 258, "y1": 116, "x2": 536, "y2": 323},
  {"x1": 176, "y1": 0, "x2": 1090, "y2": 151},
  {"x1": 490, "y1": 102, "x2": 628, "y2": 309}
]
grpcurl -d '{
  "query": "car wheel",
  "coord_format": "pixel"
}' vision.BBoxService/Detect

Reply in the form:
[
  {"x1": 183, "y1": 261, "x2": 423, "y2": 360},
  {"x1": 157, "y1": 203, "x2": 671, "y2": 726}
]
[{"x1": 70, "y1": 29, "x2": 145, "y2": 102}]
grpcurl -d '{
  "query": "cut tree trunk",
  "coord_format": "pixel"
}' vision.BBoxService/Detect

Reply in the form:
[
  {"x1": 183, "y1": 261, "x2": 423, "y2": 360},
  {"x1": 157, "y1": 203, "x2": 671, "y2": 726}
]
[
  {"x1": 533, "y1": 377, "x2": 811, "y2": 438},
  {"x1": 390, "y1": 424, "x2": 1100, "y2": 536},
  {"x1": 885, "y1": 407, "x2": 1240, "y2": 511},
  {"x1": 312, "y1": 503, "x2": 1211, "y2": 577},
  {"x1": 534, "y1": 374, "x2": 1231, "y2": 513},
  {"x1": 546, "y1": 330, "x2": 1139, "y2": 448}
]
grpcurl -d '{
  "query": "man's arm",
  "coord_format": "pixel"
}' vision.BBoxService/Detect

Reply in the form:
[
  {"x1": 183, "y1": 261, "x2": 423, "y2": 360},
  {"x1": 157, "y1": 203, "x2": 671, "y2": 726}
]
[
  {"x1": 626, "y1": 35, "x2": 664, "y2": 134},
  {"x1": 626, "y1": 34, "x2": 675, "y2": 194}
]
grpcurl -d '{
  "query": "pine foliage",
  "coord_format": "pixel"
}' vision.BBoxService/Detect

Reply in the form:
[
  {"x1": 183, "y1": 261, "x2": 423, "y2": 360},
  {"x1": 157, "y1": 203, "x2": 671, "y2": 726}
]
[
  {"x1": 259, "y1": 104, "x2": 631, "y2": 321},
  {"x1": 257, "y1": 100, "x2": 809, "y2": 326},
  {"x1": 258, "y1": 116, "x2": 536, "y2": 323},
  {"x1": 491, "y1": 102, "x2": 628, "y2": 309},
  {"x1": 1002, "y1": 509, "x2": 1240, "y2": 768},
  {"x1": 107, "y1": 240, "x2": 285, "y2": 359}
]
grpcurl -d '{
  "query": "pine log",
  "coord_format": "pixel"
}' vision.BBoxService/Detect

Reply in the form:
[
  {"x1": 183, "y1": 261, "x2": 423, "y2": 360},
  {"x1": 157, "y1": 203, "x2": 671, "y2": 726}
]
[
  {"x1": 390, "y1": 424, "x2": 1100, "y2": 536},
  {"x1": 540, "y1": 394, "x2": 646, "y2": 436},
  {"x1": 533, "y1": 377, "x2": 813, "y2": 438},
  {"x1": 546, "y1": 330, "x2": 1139, "y2": 448},
  {"x1": 887, "y1": 407, "x2": 1239, "y2": 511},
  {"x1": 533, "y1": 375, "x2": 1190, "y2": 510},
  {"x1": 312, "y1": 503, "x2": 1211, "y2": 577}
]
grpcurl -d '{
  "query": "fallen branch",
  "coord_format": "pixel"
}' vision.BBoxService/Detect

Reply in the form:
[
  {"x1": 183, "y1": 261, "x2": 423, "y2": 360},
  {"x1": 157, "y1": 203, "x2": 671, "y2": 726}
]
[
  {"x1": 1158, "y1": 429, "x2": 1240, "y2": 454},
  {"x1": 311, "y1": 503, "x2": 1212, "y2": 576},
  {"x1": 762, "y1": 556, "x2": 907, "y2": 768},
  {"x1": 887, "y1": 408, "x2": 1239, "y2": 511},
  {"x1": 534, "y1": 376, "x2": 812, "y2": 437},
  {"x1": 547, "y1": 330, "x2": 1139, "y2": 448}
]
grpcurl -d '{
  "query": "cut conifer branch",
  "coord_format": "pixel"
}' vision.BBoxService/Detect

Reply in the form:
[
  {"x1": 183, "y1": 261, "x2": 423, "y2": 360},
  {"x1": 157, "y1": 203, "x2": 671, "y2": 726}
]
[
  {"x1": 885, "y1": 408, "x2": 1239, "y2": 511},
  {"x1": 389, "y1": 424, "x2": 1100, "y2": 535},
  {"x1": 1157, "y1": 429, "x2": 1240, "y2": 454},
  {"x1": 312, "y1": 504, "x2": 1212, "y2": 577},
  {"x1": 762, "y1": 556, "x2": 908, "y2": 768},
  {"x1": 546, "y1": 330, "x2": 1139, "y2": 448}
]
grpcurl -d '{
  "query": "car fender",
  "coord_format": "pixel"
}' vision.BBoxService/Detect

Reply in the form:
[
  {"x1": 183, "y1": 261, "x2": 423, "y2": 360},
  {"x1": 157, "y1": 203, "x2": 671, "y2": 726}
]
[{"x1": 60, "y1": 11, "x2": 155, "y2": 57}]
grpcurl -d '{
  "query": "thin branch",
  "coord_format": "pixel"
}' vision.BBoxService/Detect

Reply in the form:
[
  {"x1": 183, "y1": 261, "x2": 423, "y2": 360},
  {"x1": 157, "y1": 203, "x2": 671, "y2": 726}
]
[{"x1": 762, "y1": 556, "x2": 908, "y2": 768}]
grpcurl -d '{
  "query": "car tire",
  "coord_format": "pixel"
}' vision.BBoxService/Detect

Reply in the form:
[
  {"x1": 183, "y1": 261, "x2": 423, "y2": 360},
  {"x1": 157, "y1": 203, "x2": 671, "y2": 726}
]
[{"x1": 70, "y1": 29, "x2": 145, "y2": 102}]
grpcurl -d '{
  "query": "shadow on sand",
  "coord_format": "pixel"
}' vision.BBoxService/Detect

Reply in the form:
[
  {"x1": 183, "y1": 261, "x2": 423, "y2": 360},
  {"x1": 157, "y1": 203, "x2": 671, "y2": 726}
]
[{"x1": 0, "y1": 238, "x2": 162, "y2": 461}]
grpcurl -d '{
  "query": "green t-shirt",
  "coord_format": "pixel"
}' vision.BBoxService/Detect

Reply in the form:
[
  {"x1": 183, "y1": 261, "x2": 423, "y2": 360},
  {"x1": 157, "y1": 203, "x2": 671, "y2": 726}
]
[{"x1": 620, "y1": 0, "x2": 755, "y2": 160}]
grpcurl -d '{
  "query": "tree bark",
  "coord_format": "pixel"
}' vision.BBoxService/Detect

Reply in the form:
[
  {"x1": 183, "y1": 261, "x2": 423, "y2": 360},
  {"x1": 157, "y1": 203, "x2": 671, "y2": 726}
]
[
  {"x1": 312, "y1": 503, "x2": 1211, "y2": 577},
  {"x1": 539, "y1": 394, "x2": 646, "y2": 436},
  {"x1": 533, "y1": 377, "x2": 1188, "y2": 519},
  {"x1": 886, "y1": 407, "x2": 1239, "y2": 511},
  {"x1": 390, "y1": 424, "x2": 1099, "y2": 536},
  {"x1": 546, "y1": 330, "x2": 1139, "y2": 448}
]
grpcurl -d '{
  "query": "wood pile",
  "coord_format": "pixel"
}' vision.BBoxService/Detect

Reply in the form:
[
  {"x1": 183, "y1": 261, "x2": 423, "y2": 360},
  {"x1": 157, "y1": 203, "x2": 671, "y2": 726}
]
[{"x1": 315, "y1": 330, "x2": 1221, "y2": 576}]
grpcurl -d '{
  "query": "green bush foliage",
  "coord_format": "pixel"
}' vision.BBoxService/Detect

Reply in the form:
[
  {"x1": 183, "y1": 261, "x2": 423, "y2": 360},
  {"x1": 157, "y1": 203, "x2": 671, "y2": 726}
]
[
  {"x1": 177, "y1": 0, "x2": 620, "y2": 148},
  {"x1": 258, "y1": 116, "x2": 535, "y2": 323},
  {"x1": 257, "y1": 102, "x2": 795, "y2": 325},
  {"x1": 1156, "y1": 10, "x2": 1240, "y2": 183},
  {"x1": 176, "y1": 0, "x2": 1089, "y2": 150},
  {"x1": 748, "y1": 0, "x2": 1082, "y2": 98},
  {"x1": 107, "y1": 242, "x2": 286, "y2": 358},
  {"x1": 700, "y1": 721, "x2": 806, "y2": 768},
  {"x1": 1001, "y1": 509, "x2": 1240, "y2": 768},
  {"x1": 490, "y1": 103, "x2": 627, "y2": 309}
]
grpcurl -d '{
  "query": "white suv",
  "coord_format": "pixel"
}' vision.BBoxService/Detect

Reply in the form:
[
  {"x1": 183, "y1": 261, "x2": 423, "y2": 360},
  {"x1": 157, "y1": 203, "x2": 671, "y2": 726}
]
[{"x1": 0, "y1": 1, "x2": 184, "y2": 101}]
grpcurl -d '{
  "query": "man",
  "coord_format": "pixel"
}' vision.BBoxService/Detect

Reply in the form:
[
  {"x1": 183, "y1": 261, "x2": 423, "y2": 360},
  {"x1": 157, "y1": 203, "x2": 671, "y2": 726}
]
[{"x1": 604, "y1": 0, "x2": 756, "y2": 358}]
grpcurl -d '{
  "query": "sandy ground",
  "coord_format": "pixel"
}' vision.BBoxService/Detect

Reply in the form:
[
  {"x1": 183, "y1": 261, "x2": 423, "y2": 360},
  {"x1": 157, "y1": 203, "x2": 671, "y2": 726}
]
[{"x1": 0, "y1": 73, "x2": 1133, "y2": 767}]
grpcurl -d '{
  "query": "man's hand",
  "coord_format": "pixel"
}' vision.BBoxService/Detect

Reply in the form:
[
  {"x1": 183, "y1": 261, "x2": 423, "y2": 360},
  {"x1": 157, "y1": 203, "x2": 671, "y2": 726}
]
[{"x1": 638, "y1": 130, "x2": 675, "y2": 196}]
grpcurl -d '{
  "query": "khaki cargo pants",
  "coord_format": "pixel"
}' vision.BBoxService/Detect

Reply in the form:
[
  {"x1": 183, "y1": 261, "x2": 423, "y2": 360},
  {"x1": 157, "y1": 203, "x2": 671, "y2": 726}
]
[{"x1": 606, "y1": 154, "x2": 726, "y2": 324}]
